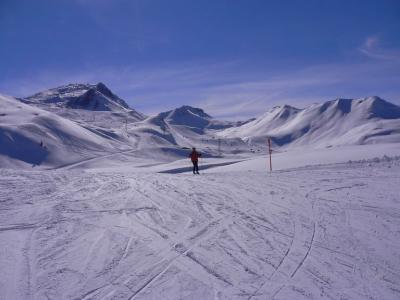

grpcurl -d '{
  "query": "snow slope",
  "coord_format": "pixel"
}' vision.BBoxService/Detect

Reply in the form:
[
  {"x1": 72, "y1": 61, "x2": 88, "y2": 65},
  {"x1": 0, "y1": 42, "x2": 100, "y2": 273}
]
[
  {"x1": 106, "y1": 143, "x2": 396, "y2": 175},
  {"x1": 0, "y1": 94, "x2": 134, "y2": 169},
  {"x1": 2, "y1": 82, "x2": 400, "y2": 170},
  {"x1": 1, "y1": 155, "x2": 399, "y2": 299},
  {"x1": 153, "y1": 105, "x2": 248, "y2": 130},
  {"x1": 129, "y1": 105, "x2": 253, "y2": 155},
  {"x1": 207, "y1": 143, "x2": 400, "y2": 173},
  {"x1": 1, "y1": 95, "x2": 246, "y2": 169},
  {"x1": 219, "y1": 97, "x2": 400, "y2": 148},
  {"x1": 1, "y1": 83, "x2": 400, "y2": 300}
]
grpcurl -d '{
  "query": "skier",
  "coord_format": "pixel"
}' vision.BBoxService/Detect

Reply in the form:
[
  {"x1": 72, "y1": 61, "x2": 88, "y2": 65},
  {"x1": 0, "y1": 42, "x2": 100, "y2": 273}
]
[{"x1": 189, "y1": 147, "x2": 201, "y2": 174}]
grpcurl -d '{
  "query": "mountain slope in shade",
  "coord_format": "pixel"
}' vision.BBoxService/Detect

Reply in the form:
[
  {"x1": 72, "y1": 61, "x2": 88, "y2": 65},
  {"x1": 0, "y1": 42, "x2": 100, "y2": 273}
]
[
  {"x1": 218, "y1": 96, "x2": 400, "y2": 148},
  {"x1": 0, "y1": 94, "x2": 132, "y2": 168},
  {"x1": 24, "y1": 82, "x2": 132, "y2": 112}
]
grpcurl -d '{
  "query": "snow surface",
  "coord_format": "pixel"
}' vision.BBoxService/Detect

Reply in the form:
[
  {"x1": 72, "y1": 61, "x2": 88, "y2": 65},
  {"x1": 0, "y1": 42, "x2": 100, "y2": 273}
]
[
  {"x1": 2, "y1": 85, "x2": 400, "y2": 299},
  {"x1": 207, "y1": 143, "x2": 400, "y2": 173},
  {"x1": 1, "y1": 147, "x2": 400, "y2": 299}
]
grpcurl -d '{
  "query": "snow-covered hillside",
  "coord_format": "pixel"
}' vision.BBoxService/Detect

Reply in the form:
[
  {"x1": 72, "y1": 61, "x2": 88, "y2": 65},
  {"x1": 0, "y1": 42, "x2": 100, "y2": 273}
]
[
  {"x1": 1, "y1": 83, "x2": 400, "y2": 299},
  {"x1": 219, "y1": 97, "x2": 400, "y2": 148},
  {"x1": 1, "y1": 153, "x2": 399, "y2": 299},
  {"x1": 0, "y1": 94, "x2": 135, "y2": 169},
  {"x1": 2, "y1": 81, "x2": 400, "y2": 169},
  {"x1": 0, "y1": 94, "x2": 244, "y2": 169},
  {"x1": 153, "y1": 105, "x2": 248, "y2": 130},
  {"x1": 18, "y1": 84, "x2": 400, "y2": 152},
  {"x1": 129, "y1": 105, "x2": 252, "y2": 155},
  {"x1": 0, "y1": 93, "x2": 251, "y2": 169}
]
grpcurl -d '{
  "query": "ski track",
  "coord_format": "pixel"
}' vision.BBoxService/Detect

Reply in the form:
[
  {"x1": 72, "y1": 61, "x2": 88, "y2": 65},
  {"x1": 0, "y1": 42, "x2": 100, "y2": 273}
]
[
  {"x1": 0, "y1": 161, "x2": 400, "y2": 299},
  {"x1": 50, "y1": 148, "x2": 137, "y2": 171}
]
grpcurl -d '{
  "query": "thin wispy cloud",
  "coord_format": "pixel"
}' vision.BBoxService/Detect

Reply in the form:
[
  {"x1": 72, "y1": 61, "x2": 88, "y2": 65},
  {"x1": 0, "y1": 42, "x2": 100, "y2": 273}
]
[{"x1": 359, "y1": 35, "x2": 400, "y2": 61}]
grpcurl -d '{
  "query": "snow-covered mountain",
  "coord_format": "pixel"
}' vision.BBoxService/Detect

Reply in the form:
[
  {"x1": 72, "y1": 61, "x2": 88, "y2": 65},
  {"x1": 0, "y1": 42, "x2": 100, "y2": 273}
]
[
  {"x1": 129, "y1": 105, "x2": 250, "y2": 153},
  {"x1": 218, "y1": 96, "x2": 400, "y2": 148},
  {"x1": 20, "y1": 82, "x2": 145, "y2": 129},
  {"x1": 24, "y1": 82, "x2": 131, "y2": 111},
  {"x1": 0, "y1": 94, "x2": 134, "y2": 168},
  {"x1": 2, "y1": 80, "x2": 400, "y2": 169},
  {"x1": 148, "y1": 105, "x2": 249, "y2": 131},
  {"x1": 2, "y1": 86, "x2": 400, "y2": 299}
]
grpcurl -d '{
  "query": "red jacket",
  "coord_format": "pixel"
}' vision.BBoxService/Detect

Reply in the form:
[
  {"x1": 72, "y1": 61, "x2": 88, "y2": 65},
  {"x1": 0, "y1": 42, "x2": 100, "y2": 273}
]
[{"x1": 190, "y1": 150, "x2": 201, "y2": 162}]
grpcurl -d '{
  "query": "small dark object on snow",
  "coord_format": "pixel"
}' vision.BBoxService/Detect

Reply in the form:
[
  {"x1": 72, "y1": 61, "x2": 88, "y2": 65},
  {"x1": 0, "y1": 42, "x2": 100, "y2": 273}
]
[{"x1": 189, "y1": 147, "x2": 201, "y2": 174}]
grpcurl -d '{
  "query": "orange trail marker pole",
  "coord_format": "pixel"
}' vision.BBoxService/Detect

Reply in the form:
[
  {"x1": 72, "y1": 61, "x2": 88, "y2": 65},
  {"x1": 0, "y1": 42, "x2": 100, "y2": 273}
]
[{"x1": 268, "y1": 138, "x2": 272, "y2": 172}]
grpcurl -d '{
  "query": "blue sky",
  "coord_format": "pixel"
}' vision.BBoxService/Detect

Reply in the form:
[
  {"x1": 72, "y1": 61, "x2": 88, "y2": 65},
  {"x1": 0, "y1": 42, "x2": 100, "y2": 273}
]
[{"x1": 1, "y1": 0, "x2": 399, "y2": 119}]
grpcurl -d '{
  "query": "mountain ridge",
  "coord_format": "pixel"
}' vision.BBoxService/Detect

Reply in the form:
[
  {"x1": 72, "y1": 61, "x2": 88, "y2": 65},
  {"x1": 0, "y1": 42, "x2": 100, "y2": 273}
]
[
  {"x1": 218, "y1": 96, "x2": 400, "y2": 148},
  {"x1": 23, "y1": 82, "x2": 132, "y2": 112},
  {"x1": 2, "y1": 82, "x2": 400, "y2": 168}
]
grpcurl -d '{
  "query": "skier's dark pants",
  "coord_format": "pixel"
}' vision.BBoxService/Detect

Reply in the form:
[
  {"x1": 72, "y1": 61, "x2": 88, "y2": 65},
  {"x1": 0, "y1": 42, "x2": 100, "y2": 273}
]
[{"x1": 192, "y1": 161, "x2": 199, "y2": 173}]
